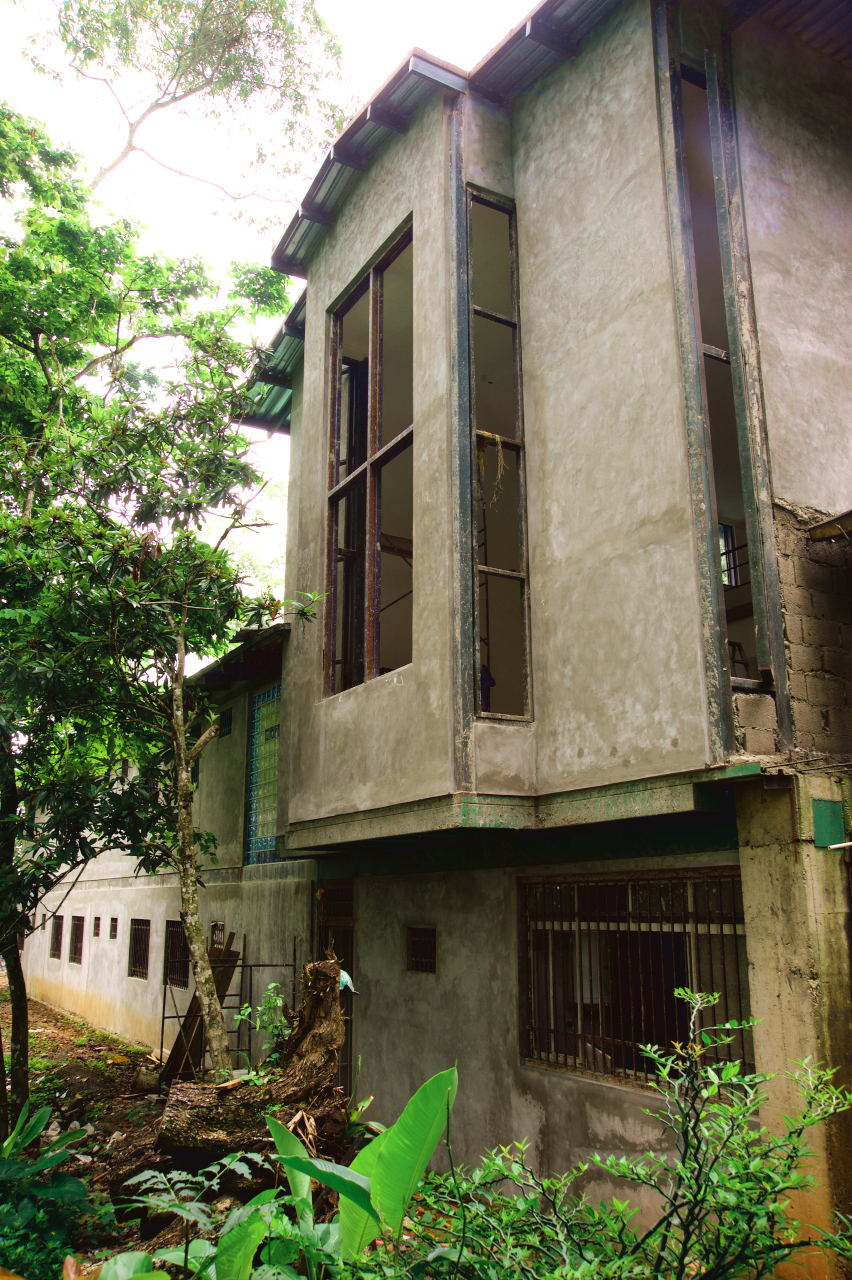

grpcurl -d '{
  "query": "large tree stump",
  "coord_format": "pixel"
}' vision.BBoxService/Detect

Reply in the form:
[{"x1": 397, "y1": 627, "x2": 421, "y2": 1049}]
[{"x1": 155, "y1": 957, "x2": 345, "y2": 1155}]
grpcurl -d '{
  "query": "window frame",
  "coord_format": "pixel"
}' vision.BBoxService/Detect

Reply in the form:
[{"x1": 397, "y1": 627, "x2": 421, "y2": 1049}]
[
  {"x1": 127, "y1": 918, "x2": 151, "y2": 980},
  {"x1": 325, "y1": 227, "x2": 414, "y2": 695},
  {"x1": 69, "y1": 915, "x2": 84, "y2": 966},
  {"x1": 49, "y1": 914, "x2": 63, "y2": 960},
  {"x1": 466, "y1": 188, "x2": 533, "y2": 722}
]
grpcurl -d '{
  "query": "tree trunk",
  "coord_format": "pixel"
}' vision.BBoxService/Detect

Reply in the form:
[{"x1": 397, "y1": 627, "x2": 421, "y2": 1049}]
[
  {"x1": 0, "y1": 1003, "x2": 8, "y2": 1142},
  {"x1": 178, "y1": 857, "x2": 233, "y2": 1079},
  {"x1": 172, "y1": 629, "x2": 232, "y2": 1080},
  {"x1": 2, "y1": 943, "x2": 28, "y2": 1126}
]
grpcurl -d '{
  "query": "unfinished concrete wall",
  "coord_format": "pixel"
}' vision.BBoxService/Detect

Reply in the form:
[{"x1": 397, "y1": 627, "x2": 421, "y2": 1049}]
[
  {"x1": 737, "y1": 773, "x2": 852, "y2": 1249},
  {"x1": 732, "y1": 19, "x2": 852, "y2": 516},
  {"x1": 284, "y1": 96, "x2": 455, "y2": 824},
  {"x1": 193, "y1": 686, "x2": 253, "y2": 869},
  {"x1": 511, "y1": 0, "x2": 713, "y2": 796},
  {"x1": 773, "y1": 503, "x2": 852, "y2": 756},
  {"x1": 352, "y1": 846, "x2": 739, "y2": 1210},
  {"x1": 23, "y1": 862, "x2": 314, "y2": 1059}
]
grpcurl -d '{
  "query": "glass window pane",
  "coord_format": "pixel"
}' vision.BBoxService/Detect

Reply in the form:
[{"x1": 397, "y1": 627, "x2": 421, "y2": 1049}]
[
  {"x1": 476, "y1": 440, "x2": 520, "y2": 572},
  {"x1": 379, "y1": 444, "x2": 413, "y2": 674},
  {"x1": 471, "y1": 201, "x2": 512, "y2": 317},
  {"x1": 473, "y1": 316, "x2": 517, "y2": 438},
  {"x1": 381, "y1": 242, "x2": 413, "y2": 445},
  {"x1": 334, "y1": 478, "x2": 366, "y2": 692},
  {"x1": 478, "y1": 571, "x2": 525, "y2": 716}
]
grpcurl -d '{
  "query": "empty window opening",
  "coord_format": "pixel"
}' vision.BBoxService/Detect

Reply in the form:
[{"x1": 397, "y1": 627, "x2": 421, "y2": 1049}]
[
  {"x1": 469, "y1": 195, "x2": 530, "y2": 718},
  {"x1": 246, "y1": 684, "x2": 280, "y2": 865},
  {"x1": 210, "y1": 921, "x2": 226, "y2": 950},
  {"x1": 128, "y1": 919, "x2": 151, "y2": 980},
  {"x1": 93, "y1": 916, "x2": 101, "y2": 938},
  {"x1": 219, "y1": 707, "x2": 233, "y2": 738},
  {"x1": 407, "y1": 926, "x2": 437, "y2": 973},
  {"x1": 49, "y1": 915, "x2": 63, "y2": 960},
  {"x1": 520, "y1": 872, "x2": 752, "y2": 1081},
  {"x1": 681, "y1": 78, "x2": 758, "y2": 681},
  {"x1": 69, "y1": 916, "x2": 84, "y2": 966},
  {"x1": 328, "y1": 232, "x2": 414, "y2": 694},
  {"x1": 109, "y1": 917, "x2": 118, "y2": 940},
  {"x1": 164, "y1": 920, "x2": 191, "y2": 989}
]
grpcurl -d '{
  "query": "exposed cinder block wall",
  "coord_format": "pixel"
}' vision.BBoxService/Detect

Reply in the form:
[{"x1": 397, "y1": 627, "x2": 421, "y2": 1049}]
[
  {"x1": 775, "y1": 501, "x2": 852, "y2": 755},
  {"x1": 733, "y1": 692, "x2": 778, "y2": 756}
]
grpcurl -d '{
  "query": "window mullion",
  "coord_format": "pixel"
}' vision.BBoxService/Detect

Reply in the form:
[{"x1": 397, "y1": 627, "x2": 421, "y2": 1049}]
[{"x1": 365, "y1": 268, "x2": 382, "y2": 681}]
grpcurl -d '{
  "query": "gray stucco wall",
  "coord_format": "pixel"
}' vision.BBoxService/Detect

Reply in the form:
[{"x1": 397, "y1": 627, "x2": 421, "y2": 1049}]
[
  {"x1": 510, "y1": 0, "x2": 712, "y2": 795},
  {"x1": 352, "y1": 847, "x2": 739, "y2": 1208},
  {"x1": 284, "y1": 95, "x2": 455, "y2": 824},
  {"x1": 734, "y1": 18, "x2": 852, "y2": 515}
]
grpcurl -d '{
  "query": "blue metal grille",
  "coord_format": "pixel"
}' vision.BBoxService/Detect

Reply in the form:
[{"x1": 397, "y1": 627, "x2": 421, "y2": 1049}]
[{"x1": 245, "y1": 684, "x2": 281, "y2": 865}]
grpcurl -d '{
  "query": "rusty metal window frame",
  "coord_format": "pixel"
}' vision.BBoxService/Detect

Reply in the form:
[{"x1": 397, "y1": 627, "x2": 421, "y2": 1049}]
[
  {"x1": 324, "y1": 227, "x2": 414, "y2": 696},
  {"x1": 128, "y1": 918, "x2": 151, "y2": 980},
  {"x1": 164, "y1": 919, "x2": 191, "y2": 989},
  {"x1": 49, "y1": 914, "x2": 63, "y2": 960},
  {"x1": 466, "y1": 188, "x2": 533, "y2": 721},
  {"x1": 69, "y1": 915, "x2": 84, "y2": 966},
  {"x1": 518, "y1": 869, "x2": 752, "y2": 1083}
]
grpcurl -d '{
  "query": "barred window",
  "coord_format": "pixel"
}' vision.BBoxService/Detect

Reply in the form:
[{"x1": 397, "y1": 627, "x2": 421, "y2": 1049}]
[
  {"x1": 219, "y1": 707, "x2": 233, "y2": 738},
  {"x1": 128, "y1": 918, "x2": 151, "y2": 980},
  {"x1": 407, "y1": 927, "x2": 437, "y2": 973},
  {"x1": 109, "y1": 917, "x2": 118, "y2": 940},
  {"x1": 210, "y1": 921, "x2": 225, "y2": 950},
  {"x1": 49, "y1": 915, "x2": 63, "y2": 960},
  {"x1": 519, "y1": 871, "x2": 752, "y2": 1082},
  {"x1": 163, "y1": 920, "x2": 191, "y2": 989},
  {"x1": 69, "y1": 916, "x2": 84, "y2": 966},
  {"x1": 93, "y1": 916, "x2": 100, "y2": 937}
]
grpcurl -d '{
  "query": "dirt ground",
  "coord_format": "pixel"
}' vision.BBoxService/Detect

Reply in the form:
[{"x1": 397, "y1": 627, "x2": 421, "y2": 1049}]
[{"x1": 1, "y1": 972, "x2": 166, "y2": 1264}]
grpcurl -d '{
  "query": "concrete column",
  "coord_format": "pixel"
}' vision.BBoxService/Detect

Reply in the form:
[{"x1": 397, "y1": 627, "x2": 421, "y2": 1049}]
[{"x1": 738, "y1": 774, "x2": 852, "y2": 1277}]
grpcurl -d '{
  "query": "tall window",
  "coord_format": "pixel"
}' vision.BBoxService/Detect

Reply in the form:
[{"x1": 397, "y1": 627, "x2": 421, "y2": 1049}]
[
  {"x1": 468, "y1": 193, "x2": 531, "y2": 718},
  {"x1": 326, "y1": 231, "x2": 414, "y2": 693},
  {"x1": 246, "y1": 684, "x2": 281, "y2": 865},
  {"x1": 69, "y1": 916, "x2": 84, "y2": 966},
  {"x1": 163, "y1": 920, "x2": 191, "y2": 989},
  {"x1": 49, "y1": 915, "x2": 63, "y2": 960},
  {"x1": 519, "y1": 871, "x2": 752, "y2": 1081},
  {"x1": 128, "y1": 918, "x2": 151, "y2": 980},
  {"x1": 680, "y1": 72, "x2": 758, "y2": 682}
]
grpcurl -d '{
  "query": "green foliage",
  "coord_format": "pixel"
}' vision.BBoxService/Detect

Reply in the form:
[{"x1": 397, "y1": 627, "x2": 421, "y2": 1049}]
[
  {"x1": 0, "y1": 1102, "x2": 103, "y2": 1279},
  {"x1": 235, "y1": 982, "x2": 293, "y2": 1070}
]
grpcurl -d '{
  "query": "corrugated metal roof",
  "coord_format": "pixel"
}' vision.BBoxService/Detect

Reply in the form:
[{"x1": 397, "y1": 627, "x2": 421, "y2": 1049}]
[{"x1": 238, "y1": 289, "x2": 307, "y2": 434}]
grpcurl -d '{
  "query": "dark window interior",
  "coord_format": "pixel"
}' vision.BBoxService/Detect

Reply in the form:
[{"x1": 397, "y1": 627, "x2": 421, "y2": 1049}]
[
  {"x1": 469, "y1": 196, "x2": 530, "y2": 718},
  {"x1": 69, "y1": 916, "x2": 84, "y2": 966},
  {"x1": 407, "y1": 926, "x2": 437, "y2": 973},
  {"x1": 49, "y1": 915, "x2": 63, "y2": 960},
  {"x1": 520, "y1": 873, "x2": 752, "y2": 1080},
  {"x1": 219, "y1": 707, "x2": 233, "y2": 738},
  {"x1": 681, "y1": 77, "x2": 758, "y2": 681},
  {"x1": 93, "y1": 916, "x2": 101, "y2": 938},
  {"x1": 164, "y1": 919, "x2": 191, "y2": 989},
  {"x1": 109, "y1": 917, "x2": 118, "y2": 940},
  {"x1": 128, "y1": 918, "x2": 151, "y2": 980},
  {"x1": 211, "y1": 921, "x2": 225, "y2": 950},
  {"x1": 328, "y1": 232, "x2": 414, "y2": 693}
]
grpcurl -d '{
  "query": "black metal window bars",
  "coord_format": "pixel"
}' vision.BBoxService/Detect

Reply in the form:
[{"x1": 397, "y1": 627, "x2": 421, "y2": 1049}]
[
  {"x1": 519, "y1": 870, "x2": 752, "y2": 1082},
  {"x1": 128, "y1": 918, "x2": 151, "y2": 980},
  {"x1": 49, "y1": 915, "x2": 63, "y2": 960},
  {"x1": 69, "y1": 916, "x2": 84, "y2": 966}
]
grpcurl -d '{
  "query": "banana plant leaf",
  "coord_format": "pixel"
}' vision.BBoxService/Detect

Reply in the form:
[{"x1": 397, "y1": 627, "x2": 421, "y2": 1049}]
[
  {"x1": 371, "y1": 1066, "x2": 458, "y2": 1238},
  {"x1": 278, "y1": 1155, "x2": 380, "y2": 1227},
  {"x1": 339, "y1": 1128, "x2": 392, "y2": 1260}
]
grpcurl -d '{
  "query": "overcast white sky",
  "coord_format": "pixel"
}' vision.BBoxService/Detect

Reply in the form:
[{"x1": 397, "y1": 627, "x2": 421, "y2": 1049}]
[{"x1": 1, "y1": 0, "x2": 525, "y2": 609}]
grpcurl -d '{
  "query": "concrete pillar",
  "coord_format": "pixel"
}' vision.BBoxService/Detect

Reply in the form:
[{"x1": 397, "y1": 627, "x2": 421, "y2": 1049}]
[{"x1": 738, "y1": 774, "x2": 852, "y2": 1277}]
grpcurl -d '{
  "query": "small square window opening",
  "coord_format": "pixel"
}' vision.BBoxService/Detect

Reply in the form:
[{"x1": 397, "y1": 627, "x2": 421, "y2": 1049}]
[
  {"x1": 211, "y1": 921, "x2": 225, "y2": 950},
  {"x1": 407, "y1": 926, "x2": 437, "y2": 973}
]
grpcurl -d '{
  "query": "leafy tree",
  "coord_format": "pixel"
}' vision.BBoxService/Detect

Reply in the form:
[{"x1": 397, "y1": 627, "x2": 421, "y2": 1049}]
[
  {"x1": 24, "y1": 0, "x2": 342, "y2": 203},
  {"x1": 0, "y1": 103, "x2": 314, "y2": 1122}
]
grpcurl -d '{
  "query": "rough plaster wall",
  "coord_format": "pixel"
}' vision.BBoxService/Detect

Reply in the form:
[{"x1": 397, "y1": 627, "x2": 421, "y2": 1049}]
[
  {"x1": 23, "y1": 863, "x2": 314, "y2": 1059},
  {"x1": 733, "y1": 21, "x2": 852, "y2": 514},
  {"x1": 285, "y1": 97, "x2": 454, "y2": 824},
  {"x1": 194, "y1": 687, "x2": 252, "y2": 868},
  {"x1": 775, "y1": 503, "x2": 852, "y2": 755},
  {"x1": 737, "y1": 775, "x2": 852, "y2": 1240},
  {"x1": 511, "y1": 0, "x2": 711, "y2": 797},
  {"x1": 352, "y1": 852, "x2": 744, "y2": 1208}
]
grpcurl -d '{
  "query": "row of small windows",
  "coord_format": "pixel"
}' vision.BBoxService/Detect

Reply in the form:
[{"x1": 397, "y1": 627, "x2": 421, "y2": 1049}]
[{"x1": 43, "y1": 914, "x2": 205, "y2": 988}]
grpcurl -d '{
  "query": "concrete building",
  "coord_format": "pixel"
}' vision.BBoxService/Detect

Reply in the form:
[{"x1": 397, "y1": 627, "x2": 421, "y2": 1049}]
[{"x1": 24, "y1": 0, "x2": 852, "y2": 1244}]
